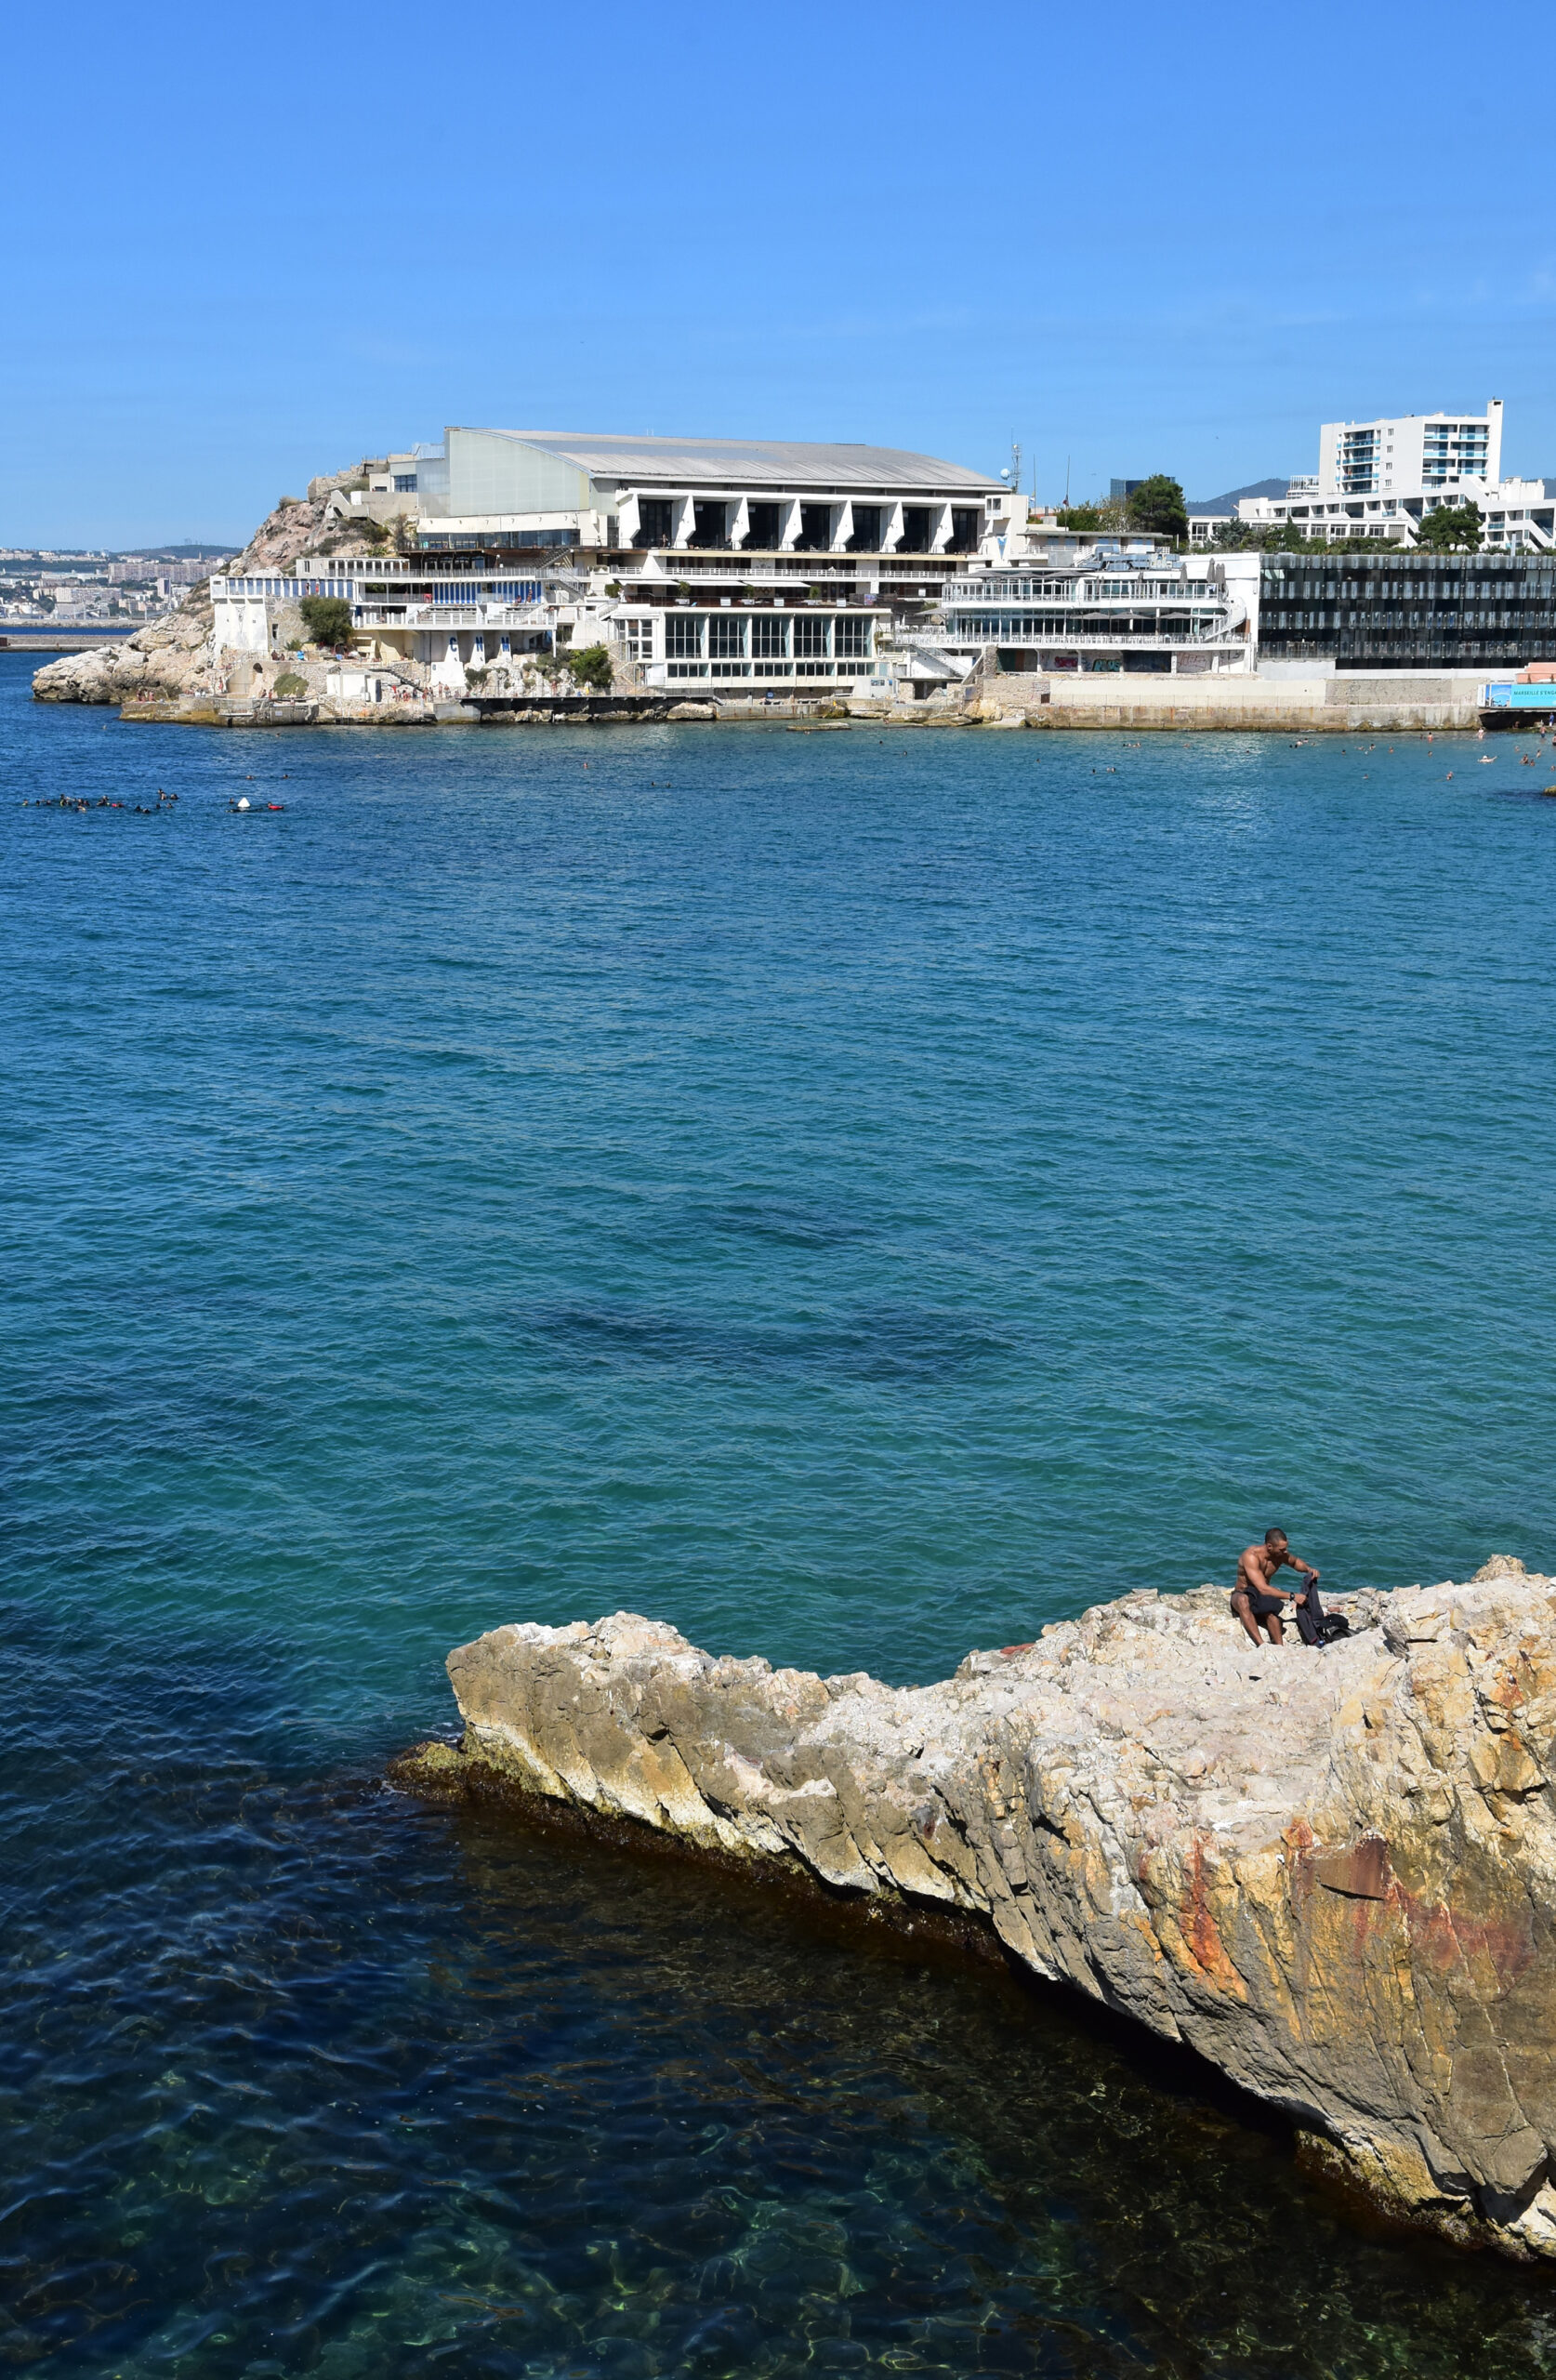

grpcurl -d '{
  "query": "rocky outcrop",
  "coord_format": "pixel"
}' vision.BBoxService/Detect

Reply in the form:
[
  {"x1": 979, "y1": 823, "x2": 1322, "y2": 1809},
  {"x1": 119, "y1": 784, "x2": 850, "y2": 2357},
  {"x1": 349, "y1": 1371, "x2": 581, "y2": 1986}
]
[
  {"x1": 31, "y1": 465, "x2": 392, "y2": 708},
  {"x1": 415, "y1": 1558, "x2": 1556, "y2": 2261}
]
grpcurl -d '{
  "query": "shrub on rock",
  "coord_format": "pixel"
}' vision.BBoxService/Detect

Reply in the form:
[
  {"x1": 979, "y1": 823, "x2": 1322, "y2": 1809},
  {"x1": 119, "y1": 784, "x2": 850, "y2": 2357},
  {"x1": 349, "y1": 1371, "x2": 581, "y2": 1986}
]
[{"x1": 298, "y1": 596, "x2": 354, "y2": 651}]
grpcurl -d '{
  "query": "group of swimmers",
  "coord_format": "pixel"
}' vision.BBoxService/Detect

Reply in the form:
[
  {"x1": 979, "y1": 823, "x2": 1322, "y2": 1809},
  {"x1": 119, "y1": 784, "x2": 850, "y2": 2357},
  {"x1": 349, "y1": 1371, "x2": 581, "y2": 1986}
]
[
  {"x1": 22, "y1": 785, "x2": 295, "y2": 814},
  {"x1": 22, "y1": 787, "x2": 179, "y2": 813}
]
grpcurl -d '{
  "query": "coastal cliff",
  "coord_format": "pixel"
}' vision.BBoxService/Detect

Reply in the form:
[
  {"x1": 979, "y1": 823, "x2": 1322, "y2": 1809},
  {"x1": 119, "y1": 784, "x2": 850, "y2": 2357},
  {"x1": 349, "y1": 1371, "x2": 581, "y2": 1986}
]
[
  {"x1": 406, "y1": 1558, "x2": 1556, "y2": 2261},
  {"x1": 30, "y1": 466, "x2": 389, "y2": 708}
]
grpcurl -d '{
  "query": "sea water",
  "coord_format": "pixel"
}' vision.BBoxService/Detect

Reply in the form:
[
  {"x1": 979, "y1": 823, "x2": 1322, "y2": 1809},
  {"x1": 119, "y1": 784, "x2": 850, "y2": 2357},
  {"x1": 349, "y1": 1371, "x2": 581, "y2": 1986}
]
[{"x1": 6, "y1": 647, "x2": 1556, "y2": 2374}]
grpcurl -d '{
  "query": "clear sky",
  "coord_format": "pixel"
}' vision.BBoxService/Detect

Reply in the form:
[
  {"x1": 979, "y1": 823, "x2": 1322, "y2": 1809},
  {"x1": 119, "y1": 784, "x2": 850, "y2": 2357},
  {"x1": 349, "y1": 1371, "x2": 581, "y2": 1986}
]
[{"x1": 6, "y1": 0, "x2": 1553, "y2": 548}]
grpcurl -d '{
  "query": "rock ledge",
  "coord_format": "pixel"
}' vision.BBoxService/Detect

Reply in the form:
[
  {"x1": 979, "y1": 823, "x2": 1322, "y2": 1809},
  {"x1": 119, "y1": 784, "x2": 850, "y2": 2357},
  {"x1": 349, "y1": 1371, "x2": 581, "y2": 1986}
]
[{"x1": 417, "y1": 1560, "x2": 1556, "y2": 2260}]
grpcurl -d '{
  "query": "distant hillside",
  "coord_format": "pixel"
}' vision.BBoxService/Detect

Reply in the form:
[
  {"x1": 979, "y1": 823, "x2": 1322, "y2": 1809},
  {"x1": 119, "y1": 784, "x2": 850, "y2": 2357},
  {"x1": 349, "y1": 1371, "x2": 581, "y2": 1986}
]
[{"x1": 1186, "y1": 478, "x2": 1291, "y2": 516}]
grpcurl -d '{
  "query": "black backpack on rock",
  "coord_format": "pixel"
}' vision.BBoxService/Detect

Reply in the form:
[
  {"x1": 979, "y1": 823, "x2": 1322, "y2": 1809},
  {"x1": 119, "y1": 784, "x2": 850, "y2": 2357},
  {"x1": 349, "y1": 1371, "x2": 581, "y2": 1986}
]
[{"x1": 1293, "y1": 1580, "x2": 1351, "y2": 1648}]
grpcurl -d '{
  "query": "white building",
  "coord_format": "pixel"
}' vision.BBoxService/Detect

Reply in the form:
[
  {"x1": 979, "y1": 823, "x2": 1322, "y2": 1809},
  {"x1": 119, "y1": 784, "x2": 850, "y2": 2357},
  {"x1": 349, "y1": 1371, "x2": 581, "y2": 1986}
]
[
  {"x1": 1321, "y1": 403, "x2": 1501, "y2": 498},
  {"x1": 391, "y1": 427, "x2": 1002, "y2": 559},
  {"x1": 219, "y1": 430, "x2": 1021, "y2": 696},
  {"x1": 209, "y1": 550, "x2": 893, "y2": 698},
  {"x1": 926, "y1": 537, "x2": 1256, "y2": 679},
  {"x1": 1233, "y1": 401, "x2": 1555, "y2": 551},
  {"x1": 210, "y1": 556, "x2": 560, "y2": 690}
]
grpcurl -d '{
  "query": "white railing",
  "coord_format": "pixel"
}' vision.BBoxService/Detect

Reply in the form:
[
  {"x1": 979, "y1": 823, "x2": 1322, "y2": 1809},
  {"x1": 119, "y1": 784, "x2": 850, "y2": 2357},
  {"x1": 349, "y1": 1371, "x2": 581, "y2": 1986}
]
[
  {"x1": 944, "y1": 578, "x2": 1220, "y2": 603},
  {"x1": 931, "y1": 624, "x2": 1246, "y2": 651},
  {"x1": 353, "y1": 603, "x2": 547, "y2": 629}
]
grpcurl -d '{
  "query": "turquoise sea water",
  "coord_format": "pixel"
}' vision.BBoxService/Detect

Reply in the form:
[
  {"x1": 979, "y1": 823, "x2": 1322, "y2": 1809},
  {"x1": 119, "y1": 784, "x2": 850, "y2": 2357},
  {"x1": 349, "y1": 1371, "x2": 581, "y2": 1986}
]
[{"x1": 7, "y1": 647, "x2": 1556, "y2": 2373}]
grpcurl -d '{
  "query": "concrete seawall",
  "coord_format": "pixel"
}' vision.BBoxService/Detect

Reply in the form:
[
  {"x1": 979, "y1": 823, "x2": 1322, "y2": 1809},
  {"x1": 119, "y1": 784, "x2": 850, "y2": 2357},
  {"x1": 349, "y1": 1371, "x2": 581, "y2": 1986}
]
[
  {"x1": 34, "y1": 654, "x2": 1496, "y2": 737},
  {"x1": 959, "y1": 672, "x2": 1483, "y2": 734}
]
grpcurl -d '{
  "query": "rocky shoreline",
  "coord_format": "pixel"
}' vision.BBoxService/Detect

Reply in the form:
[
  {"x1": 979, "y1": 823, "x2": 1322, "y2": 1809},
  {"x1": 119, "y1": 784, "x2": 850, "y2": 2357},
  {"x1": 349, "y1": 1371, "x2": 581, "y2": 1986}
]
[
  {"x1": 28, "y1": 468, "x2": 392, "y2": 716},
  {"x1": 398, "y1": 1559, "x2": 1556, "y2": 2262}
]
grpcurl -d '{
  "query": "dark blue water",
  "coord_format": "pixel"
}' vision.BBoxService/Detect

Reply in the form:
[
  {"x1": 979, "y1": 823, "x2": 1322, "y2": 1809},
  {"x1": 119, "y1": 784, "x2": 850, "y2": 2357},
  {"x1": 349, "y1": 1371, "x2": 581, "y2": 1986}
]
[{"x1": 7, "y1": 649, "x2": 1556, "y2": 2373}]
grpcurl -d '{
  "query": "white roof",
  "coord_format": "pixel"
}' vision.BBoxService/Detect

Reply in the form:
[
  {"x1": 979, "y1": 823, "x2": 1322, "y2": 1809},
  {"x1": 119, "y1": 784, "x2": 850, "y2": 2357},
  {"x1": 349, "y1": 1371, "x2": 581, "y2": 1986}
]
[{"x1": 454, "y1": 429, "x2": 998, "y2": 494}]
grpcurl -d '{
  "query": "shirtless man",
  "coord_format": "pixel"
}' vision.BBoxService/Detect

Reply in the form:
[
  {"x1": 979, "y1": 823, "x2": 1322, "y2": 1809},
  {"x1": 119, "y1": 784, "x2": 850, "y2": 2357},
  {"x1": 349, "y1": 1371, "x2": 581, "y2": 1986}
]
[{"x1": 1231, "y1": 1528, "x2": 1320, "y2": 1646}]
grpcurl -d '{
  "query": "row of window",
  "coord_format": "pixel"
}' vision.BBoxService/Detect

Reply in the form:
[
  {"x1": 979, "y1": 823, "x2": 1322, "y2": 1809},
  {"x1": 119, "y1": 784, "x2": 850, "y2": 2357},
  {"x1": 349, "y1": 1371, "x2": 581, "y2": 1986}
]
[
  {"x1": 1088, "y1": 579, "x2": 1213, "y2": 599},
  {"x1": 662, "y1": 615, "x2": 871, "y2": 660},
  {"x1": 951, "y1": 613, "x2": 1229, "y2": 640},
  {"x1": 417, "y1": 532, "x2": 576, "y2": 550},
  {"x1": 1265, "y1": 618, "x2": 1550, "y2": 638},
  {"x1": 1265, "y1": 574, "x2": 1556, "y2": 593},
  {"x1": 225, "y1": 577, "x2": 544, "y2": 606},
  {"x1": 1265, "y1": 610, "x2": 1555, "y2": 628},
  {"x1": 665, "y1": 660, "x2": 870, "y2": 679},
  {"x1": 945, "y1": 578, "x2": 1213, "y2": 602},
  {"x1": 1265, "y1": 648, "x2": 1556, "y2": 669},
  {"x1": 223, "y1": 579, "x2": 354, "y2": 598},
  {"x1": 359, "y1": 581, "x2": 542, "y2": 602}
]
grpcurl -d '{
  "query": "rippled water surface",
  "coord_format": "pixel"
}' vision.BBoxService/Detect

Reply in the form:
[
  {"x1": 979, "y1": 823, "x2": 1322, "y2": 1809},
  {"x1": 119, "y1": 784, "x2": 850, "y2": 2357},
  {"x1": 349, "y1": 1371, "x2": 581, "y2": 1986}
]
[{"x1": 7, "y1": 651, "x2": 1556, "y2": 2373}]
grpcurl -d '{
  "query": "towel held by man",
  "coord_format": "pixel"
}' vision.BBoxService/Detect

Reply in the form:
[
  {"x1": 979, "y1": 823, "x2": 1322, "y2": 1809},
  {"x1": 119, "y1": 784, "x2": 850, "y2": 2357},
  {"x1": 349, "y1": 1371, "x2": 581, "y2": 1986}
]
[{"x1": 1231, "y1": 1528, "x2": 1326, "y2": 1647}]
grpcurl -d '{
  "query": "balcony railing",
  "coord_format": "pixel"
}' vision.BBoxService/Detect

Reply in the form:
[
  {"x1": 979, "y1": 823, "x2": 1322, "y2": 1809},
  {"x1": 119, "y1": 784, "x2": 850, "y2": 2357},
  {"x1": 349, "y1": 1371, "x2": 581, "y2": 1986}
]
[
  {"x1": 930, "y1": 625, "x2": 1245, "y2": 650},
  {"x1": 943, "y1": 578, "x2": 1220, "y2": 602},
  {"x1": 627, "y1": 550, "x2": 965, "y2": 575},
  {"x1": 353, "y1": 603, "x2": 547, "y2": 629}
]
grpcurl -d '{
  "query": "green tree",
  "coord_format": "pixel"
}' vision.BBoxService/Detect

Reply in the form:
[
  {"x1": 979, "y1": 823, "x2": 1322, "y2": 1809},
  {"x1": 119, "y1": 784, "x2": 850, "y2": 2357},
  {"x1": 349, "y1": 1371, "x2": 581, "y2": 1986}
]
[
  {"x1": 298, "y1": 595, "x2": 355, "y2": 649},
  {"x1": 1056, "y1": 496, "x2": 1122, "y2": 532},
  {"x1": 559, "y1": 643, "x2": 614, "y2": 692},
  {"x1": 1415, "y1": 502, "x2": 1483, "y2": 553},
  {"x1": 1125, "y1": 475, "x2": 1189, "y2": 542}
]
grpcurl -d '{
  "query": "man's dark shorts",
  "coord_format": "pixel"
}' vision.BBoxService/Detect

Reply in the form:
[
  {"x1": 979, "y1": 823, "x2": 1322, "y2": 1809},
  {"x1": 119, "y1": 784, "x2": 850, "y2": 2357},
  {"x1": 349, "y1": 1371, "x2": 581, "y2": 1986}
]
[{"x1": 1231, "y1": 1589, "x2": 1284, "y2": 1620}]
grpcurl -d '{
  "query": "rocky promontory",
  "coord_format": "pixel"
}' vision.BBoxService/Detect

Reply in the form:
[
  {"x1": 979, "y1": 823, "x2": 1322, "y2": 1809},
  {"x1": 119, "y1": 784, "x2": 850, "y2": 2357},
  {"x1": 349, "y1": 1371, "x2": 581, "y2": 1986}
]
[
  {"x1": 406, "y1": 1559, "x2": 1556, "y2": 2261},
  {"x1": 30, "y1": 466, "x2": 390, "y2": 710}
]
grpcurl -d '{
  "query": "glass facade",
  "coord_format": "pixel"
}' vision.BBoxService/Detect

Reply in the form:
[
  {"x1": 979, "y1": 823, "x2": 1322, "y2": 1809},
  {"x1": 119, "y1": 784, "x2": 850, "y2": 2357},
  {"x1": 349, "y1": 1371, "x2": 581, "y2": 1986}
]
[
  {"x1": 1258, "y1": 556, "x2": 1556, "y2": 667},
  {"x1": 653, "y1": 609, "x2": 872, "y2": 681}
]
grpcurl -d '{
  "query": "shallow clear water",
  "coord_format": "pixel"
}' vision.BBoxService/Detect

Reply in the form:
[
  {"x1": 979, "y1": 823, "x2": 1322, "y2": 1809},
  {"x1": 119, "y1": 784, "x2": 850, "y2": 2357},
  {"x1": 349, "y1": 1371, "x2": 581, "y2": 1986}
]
[{"x1": 7, "y1": 650, "x2": 1556, "y2": 2373}]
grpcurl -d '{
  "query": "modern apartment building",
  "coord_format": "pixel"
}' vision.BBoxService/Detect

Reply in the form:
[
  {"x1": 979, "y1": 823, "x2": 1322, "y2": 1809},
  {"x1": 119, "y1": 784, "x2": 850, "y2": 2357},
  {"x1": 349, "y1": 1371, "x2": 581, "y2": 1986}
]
[
  {"x1": 1234, "y1": 401, "x2": 1554, "y2": 552},
  {"x1": 1321, "y1": 403, "x2": 1501, "y2": 498}
]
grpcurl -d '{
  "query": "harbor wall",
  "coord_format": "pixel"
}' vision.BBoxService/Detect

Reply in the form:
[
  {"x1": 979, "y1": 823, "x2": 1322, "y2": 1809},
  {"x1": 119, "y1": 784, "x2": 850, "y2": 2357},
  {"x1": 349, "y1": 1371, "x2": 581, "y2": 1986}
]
[{"x1": 957, "y1": 671, "x2": 1483, "y2": 733}]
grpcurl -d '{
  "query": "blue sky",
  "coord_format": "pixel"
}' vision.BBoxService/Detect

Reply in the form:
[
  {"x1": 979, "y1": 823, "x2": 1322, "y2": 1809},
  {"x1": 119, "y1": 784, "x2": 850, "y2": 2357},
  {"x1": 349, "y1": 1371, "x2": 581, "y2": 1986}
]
[{"x1": 6, "y1": 0, "x2": 1553, "y2": 547}]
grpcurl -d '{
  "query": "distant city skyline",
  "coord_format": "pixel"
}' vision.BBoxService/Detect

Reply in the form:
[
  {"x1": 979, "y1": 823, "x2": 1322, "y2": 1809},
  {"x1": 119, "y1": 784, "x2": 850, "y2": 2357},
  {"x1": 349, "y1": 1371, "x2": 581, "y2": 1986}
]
[{"x1": 6, "y1": 0, "x2": 1554, "y2": 549}]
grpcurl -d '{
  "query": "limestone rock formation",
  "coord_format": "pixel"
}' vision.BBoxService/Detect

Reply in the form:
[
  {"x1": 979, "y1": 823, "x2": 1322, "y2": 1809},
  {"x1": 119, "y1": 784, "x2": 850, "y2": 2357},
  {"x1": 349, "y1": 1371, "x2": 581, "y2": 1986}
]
[
  {"x1": 421, "y1": 1557, "x2": 1556, "y2": 2261},
  {"x1": 31, "y1": 465, "x2": 390, "y2": 708}
]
